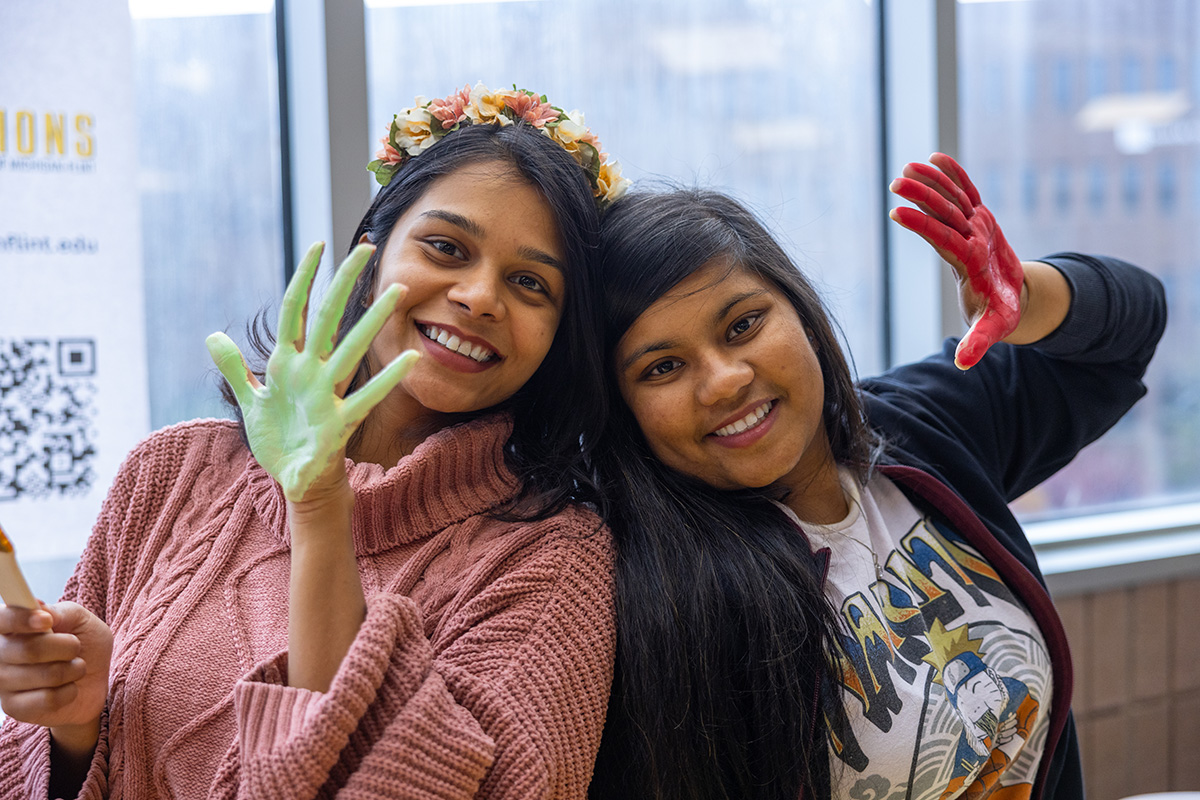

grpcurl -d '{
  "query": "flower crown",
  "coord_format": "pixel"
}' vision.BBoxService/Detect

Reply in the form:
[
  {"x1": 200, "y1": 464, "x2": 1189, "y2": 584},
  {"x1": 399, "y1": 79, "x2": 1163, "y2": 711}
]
[{"x1": 368, "y1": 82, "x2": 630, "y2": 207}]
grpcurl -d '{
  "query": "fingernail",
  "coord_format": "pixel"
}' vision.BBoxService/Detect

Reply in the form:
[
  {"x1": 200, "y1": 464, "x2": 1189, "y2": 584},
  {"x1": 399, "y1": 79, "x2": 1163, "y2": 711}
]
[{"x1": 30, "y1": 610, "x2": 52, "y2": 630}]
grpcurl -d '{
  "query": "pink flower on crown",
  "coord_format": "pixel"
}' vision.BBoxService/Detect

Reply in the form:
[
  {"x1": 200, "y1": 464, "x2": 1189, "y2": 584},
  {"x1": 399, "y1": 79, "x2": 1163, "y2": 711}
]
[
  {"x1": 503, "y1": 92, "x2": 560, "y2": 128},
  {"x1": 429, "y1": 83, "x2": 471, "y2": 129},
  {"x1": 375, "y1": 137, "x2": 404, "y2": 166}
]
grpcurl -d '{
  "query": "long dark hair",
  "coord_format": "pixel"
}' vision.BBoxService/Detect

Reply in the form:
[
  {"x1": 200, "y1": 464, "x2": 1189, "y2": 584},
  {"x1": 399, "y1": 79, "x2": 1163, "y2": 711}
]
[
  {"x1": 590, "y1": 188, "x2": 881, "y2": 800},
  {"x1": 224, "y1": 122, "x2": 607, "y2": 517}
]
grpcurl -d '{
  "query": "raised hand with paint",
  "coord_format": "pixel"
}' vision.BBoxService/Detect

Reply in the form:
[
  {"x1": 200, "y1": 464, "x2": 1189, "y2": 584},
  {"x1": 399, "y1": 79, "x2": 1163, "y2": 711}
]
[
  {"x1": 888, "y1": 153, "x2": 1070, "y2": 369},
  {"x1": 0, "y1": 83, "x2": 624, "y2": 800},
  {"x1": 206, "y1": 241, "x2": 418, "y2": 503}
]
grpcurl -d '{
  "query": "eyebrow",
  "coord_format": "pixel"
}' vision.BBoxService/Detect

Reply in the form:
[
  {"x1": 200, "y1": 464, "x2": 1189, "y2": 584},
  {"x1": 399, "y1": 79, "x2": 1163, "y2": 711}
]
[
  {"x1": 419, "y1": 209, "x2": 564, "y2": 272},
  {"x1": 618, "y1": 288, "x2": 769, "y2": 373},
  {"x1": 714, "y1": 289, "x2": 768, "y2": 322}
]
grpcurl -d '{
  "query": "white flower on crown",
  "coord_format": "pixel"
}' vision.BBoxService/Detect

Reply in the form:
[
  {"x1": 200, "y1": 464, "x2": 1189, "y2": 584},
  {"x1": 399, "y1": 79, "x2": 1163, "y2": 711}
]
[
  {"x1": 466, "y1": 82, "x2": 512, "y2": 126},
  {"x1": 393, "y1": 103, "x2": 435, "y2": 155},
  {"x1": 598, "y1": 160, "x2": 632, "y2": 205},
  {"x1": 553, "y1": 110, "x2": 590, "y2": 153}
]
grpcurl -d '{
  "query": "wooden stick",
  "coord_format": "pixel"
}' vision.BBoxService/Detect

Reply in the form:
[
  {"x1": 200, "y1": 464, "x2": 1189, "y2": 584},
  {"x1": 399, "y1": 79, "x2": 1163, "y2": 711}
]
[{"x1": 0, "y1": 521, "x2": 38, "y2": 609}]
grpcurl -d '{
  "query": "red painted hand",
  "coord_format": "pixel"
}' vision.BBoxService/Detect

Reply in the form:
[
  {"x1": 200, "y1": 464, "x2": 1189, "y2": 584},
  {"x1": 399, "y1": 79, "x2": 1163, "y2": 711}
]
[{"x1": 889, "y1": 153, "x2": 1024, "y2": 370}]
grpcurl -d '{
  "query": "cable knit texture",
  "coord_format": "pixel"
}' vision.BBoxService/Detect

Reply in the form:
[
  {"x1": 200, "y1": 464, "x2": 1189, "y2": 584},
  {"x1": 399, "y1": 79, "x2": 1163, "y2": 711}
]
[{"x1": 0, "y1": 413, "x2": 615, "y2": 800}]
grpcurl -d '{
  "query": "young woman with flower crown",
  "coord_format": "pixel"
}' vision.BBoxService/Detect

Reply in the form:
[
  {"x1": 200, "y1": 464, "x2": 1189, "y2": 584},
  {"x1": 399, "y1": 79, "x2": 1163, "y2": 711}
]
[
  {"x1": 0, "y1": 82, "x2": 628, "y2": 800},
  {"x1": 587, "y1": 155, "x2": 1165, "y2": 800}
]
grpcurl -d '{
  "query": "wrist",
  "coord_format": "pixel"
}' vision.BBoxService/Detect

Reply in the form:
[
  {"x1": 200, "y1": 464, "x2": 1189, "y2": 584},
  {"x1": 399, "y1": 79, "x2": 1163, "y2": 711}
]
[
  {"x1": 50, "y1": 718, "x2": 100, "y2": 761},
  {"x1": 1005, "y1": 261, "x2": 1071, "y2": 345},
  {"x1": 286, "y1": 474, "x2": 354, "y2": 530}
]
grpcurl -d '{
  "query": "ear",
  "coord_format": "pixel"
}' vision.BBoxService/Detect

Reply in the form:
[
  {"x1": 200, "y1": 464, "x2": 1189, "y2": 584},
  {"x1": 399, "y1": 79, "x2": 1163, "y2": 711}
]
[{"x1": 357, "y1": 232, "x2": 376, "y2": 307}]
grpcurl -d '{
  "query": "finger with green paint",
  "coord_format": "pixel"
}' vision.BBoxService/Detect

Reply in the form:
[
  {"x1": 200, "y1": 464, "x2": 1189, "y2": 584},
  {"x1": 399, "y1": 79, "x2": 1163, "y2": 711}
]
[{"x1": 206, "y1": 241, "x2": 420, "y2": 502}]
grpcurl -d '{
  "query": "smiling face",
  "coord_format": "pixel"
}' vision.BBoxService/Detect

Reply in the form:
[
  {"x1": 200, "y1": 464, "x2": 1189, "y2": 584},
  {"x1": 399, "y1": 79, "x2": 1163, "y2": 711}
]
[
  {"x1": 364, "y1": 161, "x2": 566, "y2": 431},
  {"x1": 615, "y1": 261, "x2": 840, "y2": 509}
]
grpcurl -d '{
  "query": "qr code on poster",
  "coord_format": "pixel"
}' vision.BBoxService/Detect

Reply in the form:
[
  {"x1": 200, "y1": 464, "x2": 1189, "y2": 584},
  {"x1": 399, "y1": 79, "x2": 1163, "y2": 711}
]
[{"x1": 0, "y1": 338, "x2": 98, "y2": 501}]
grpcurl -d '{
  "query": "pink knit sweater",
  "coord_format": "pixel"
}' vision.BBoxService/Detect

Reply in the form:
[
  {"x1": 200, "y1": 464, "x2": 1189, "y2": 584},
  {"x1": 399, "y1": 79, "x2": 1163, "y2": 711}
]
[{"x1": 0, "y1": 414, "x2": 615, "y2": 799}]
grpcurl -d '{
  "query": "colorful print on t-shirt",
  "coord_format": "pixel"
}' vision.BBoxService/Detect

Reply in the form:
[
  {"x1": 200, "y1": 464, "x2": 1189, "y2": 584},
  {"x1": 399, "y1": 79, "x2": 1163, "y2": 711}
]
[{"x1": 779, "y1": 470, "x2": 1052, "y2": 800}]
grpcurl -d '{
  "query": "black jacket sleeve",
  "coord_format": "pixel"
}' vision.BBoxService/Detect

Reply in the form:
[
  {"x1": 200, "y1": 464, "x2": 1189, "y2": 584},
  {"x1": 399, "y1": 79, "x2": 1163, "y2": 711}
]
[{"x1": 859, "y1": 252, "x2": 1166, "y2": 503}]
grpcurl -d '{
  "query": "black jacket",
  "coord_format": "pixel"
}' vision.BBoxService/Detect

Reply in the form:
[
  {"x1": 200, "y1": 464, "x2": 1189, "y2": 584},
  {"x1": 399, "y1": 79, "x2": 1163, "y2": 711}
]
[{"x1": 857, "y1": 252, "x2": 1167, "y2": 800}]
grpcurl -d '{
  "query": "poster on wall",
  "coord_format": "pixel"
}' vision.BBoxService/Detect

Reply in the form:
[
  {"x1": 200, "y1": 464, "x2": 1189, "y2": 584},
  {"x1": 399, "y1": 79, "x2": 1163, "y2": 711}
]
[{"x1": 0, "y1": 1, "x2": 149, "y2": 570}]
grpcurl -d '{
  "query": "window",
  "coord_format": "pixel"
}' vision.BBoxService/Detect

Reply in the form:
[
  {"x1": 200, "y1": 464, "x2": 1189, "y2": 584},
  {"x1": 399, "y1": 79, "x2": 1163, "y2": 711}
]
[
  {"x1": 1087, "y1": 55, "x2": 1108, "y2": 99},
  {"x1": 1021, "y1": 165, "x2": 1039, "y2": 214},
  {"x1": 13, "y1": 2, "x2": 286, "y2": 602},
  {"x1": 133, "y1": 6, "x2": 285, "y2": 428},
  {"x1": 1158, "y1": 159, "x2": 1178, "y2": 214},
  {"x1": 1052, "y1": 58, "x2": 1073, "y2": 112},
  {"x1": 1053, "y1": 162, "x2": 1072, "y2": 213},
  {"x1": 986, "y1": 61, "x2": 1007, "y2": 114},
  {"x1": 1022, "y1": 62, "x2": 1039, "y2": 112},
  {"x1": 983, "y1": 164, "x2": 1006, "y2": 213},
  {"x1": 959, "y1": 0, "x2": 1200, "y2": 523},
  {"x1": 363, "y1": 0, "x2": 885, "y2": 373},
  {"x1": 1156, "y1": 54, "x2": 1178, "y2": 91},
  {"x1": 1087, "y1": 161, "x2": 1106, "y2": 211},
  {"x1": 1121, "y1": 53, "x2": 1144, "y2": 93},
  {"x1": 12, "y1": 0, "x2": 1198, "y2": 606},
  {"x1": 1121, "y1": 162, "x2": 1142, "y2": 211}
]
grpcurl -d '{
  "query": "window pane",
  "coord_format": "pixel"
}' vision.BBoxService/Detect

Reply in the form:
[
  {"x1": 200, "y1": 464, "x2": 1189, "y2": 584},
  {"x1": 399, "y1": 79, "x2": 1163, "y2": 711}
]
[
  {"x1": 22, "y1": 5, "x2": 287, "y2": 601},
  {"x1": 364, "y1": 0, "x2": 884, "y2": 374},
  {"x1": 958, "y1": 0, "x2": 1199, "y2": 519},
  {"x1": 133, "y1": 7, "x2": 285, "y2": 429}
]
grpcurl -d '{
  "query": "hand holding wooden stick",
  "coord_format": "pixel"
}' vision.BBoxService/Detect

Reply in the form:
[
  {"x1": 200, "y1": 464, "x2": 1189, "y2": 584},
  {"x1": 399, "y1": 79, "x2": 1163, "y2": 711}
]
[{"x1": 0, "y1": 521, "x2": 38, "y2": 609}]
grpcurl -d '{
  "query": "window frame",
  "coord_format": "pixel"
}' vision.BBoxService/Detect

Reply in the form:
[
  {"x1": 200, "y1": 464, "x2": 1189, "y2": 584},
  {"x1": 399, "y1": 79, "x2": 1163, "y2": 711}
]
[{"x1": 279, "y1": 0, "x2": 1200, "y2": 597}]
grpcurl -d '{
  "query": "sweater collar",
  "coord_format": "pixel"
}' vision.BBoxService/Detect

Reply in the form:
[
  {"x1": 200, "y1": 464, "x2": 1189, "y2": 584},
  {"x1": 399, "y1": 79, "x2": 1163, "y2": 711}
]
[{"x1": 248, "y1": 412, "x2": 520, "y2": 553}]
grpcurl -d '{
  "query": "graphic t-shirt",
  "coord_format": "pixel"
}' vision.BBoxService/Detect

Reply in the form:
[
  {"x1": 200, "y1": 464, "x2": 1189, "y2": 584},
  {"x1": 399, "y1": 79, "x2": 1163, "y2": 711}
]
[{"x1": 778, "y1": 469, "x2": 1053, "y2": 800}]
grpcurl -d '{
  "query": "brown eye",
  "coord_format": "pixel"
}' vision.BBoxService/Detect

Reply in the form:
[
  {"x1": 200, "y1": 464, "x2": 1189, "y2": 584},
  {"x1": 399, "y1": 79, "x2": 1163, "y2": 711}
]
[
  {"x1": 729, "y1": 313, "x2": 761, "y2": 339},
  {"x1": 427, "y1": 239, "x2": 464, "y2": 259},
  {"x1": 511, "y1": 274, "x2": 547, "y2": 294},
  {"x1": 645, "y1": 359, "x2": 682, "y2": 379}
]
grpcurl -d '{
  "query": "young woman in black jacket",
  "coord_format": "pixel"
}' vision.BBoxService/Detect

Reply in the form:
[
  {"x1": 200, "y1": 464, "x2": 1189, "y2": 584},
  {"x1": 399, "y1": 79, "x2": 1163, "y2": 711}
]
[{"x1": 589, "y1": 154, "x2": 1165, "y2": 800}]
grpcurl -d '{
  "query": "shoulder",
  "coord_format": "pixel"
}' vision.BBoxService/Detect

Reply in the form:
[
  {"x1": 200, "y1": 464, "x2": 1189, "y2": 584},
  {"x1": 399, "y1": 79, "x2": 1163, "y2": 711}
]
[
  {"x1": 469, "y1": 504, "x2": 613, "y2": 579},
  {"x1": 432, "y1": 505, "x2": 615, "y2": 658},
  {"x1": 428, "y1": 504, "x2": 614, "y2": 628},
  {"x1": 121, "y1": 418, "x2": 246, "y2": 471},
  {"x1": 110, "y1": 418, "x2": 250, "y2": 500}
]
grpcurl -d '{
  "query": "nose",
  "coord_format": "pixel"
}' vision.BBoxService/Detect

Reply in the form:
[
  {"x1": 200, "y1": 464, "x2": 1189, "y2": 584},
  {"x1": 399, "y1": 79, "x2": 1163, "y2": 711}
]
[
  {"x1": 446, "y1": 267, "x2": 505, "y2": 320},
  {"x1": 695, "y1": 352, "x2": 753, "y2": 407}
]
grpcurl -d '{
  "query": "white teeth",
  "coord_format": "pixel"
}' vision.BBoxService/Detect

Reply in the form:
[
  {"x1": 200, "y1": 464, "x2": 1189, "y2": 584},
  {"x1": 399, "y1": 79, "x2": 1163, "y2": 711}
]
[
  {"x1": 714, "y1": 401, "x2": 773, "y2": 437},
  {"x1": 420, "y1": 325, "x2": 496, "y2": 363}
]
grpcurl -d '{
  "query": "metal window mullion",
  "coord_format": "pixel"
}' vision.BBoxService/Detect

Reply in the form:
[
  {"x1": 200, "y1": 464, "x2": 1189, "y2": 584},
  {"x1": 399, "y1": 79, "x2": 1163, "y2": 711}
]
[
  {"x1": 277, "y1": 0, "x2": 370, "y2": 279},
  {"x1": 882, "y1": 0, "x2": 962, "y2": 368},
  {"x1": 935, "y1": 0, "x2": 961, "y2": 342}
]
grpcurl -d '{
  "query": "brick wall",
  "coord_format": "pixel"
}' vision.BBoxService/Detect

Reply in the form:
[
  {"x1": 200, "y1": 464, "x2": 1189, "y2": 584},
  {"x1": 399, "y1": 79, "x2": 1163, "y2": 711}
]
[{"x1": 1054, "y1": 577, "x2": 1200, "y2": 799}]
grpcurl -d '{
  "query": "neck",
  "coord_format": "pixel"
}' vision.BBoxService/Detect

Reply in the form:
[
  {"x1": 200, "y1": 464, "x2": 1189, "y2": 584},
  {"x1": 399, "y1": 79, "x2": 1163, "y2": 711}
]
[
  {"x1": 780, "y1": 452, "x2": 847, "y2": 525},
  {"x1": 348, "y1": 396, "x2": 456, "y2": 469}
]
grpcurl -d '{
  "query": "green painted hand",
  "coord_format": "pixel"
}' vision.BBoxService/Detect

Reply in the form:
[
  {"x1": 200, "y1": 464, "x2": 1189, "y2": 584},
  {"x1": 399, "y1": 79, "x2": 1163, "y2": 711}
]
[{"x1": 206, "y1": 242, "x2": 419, "y2": 502}]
